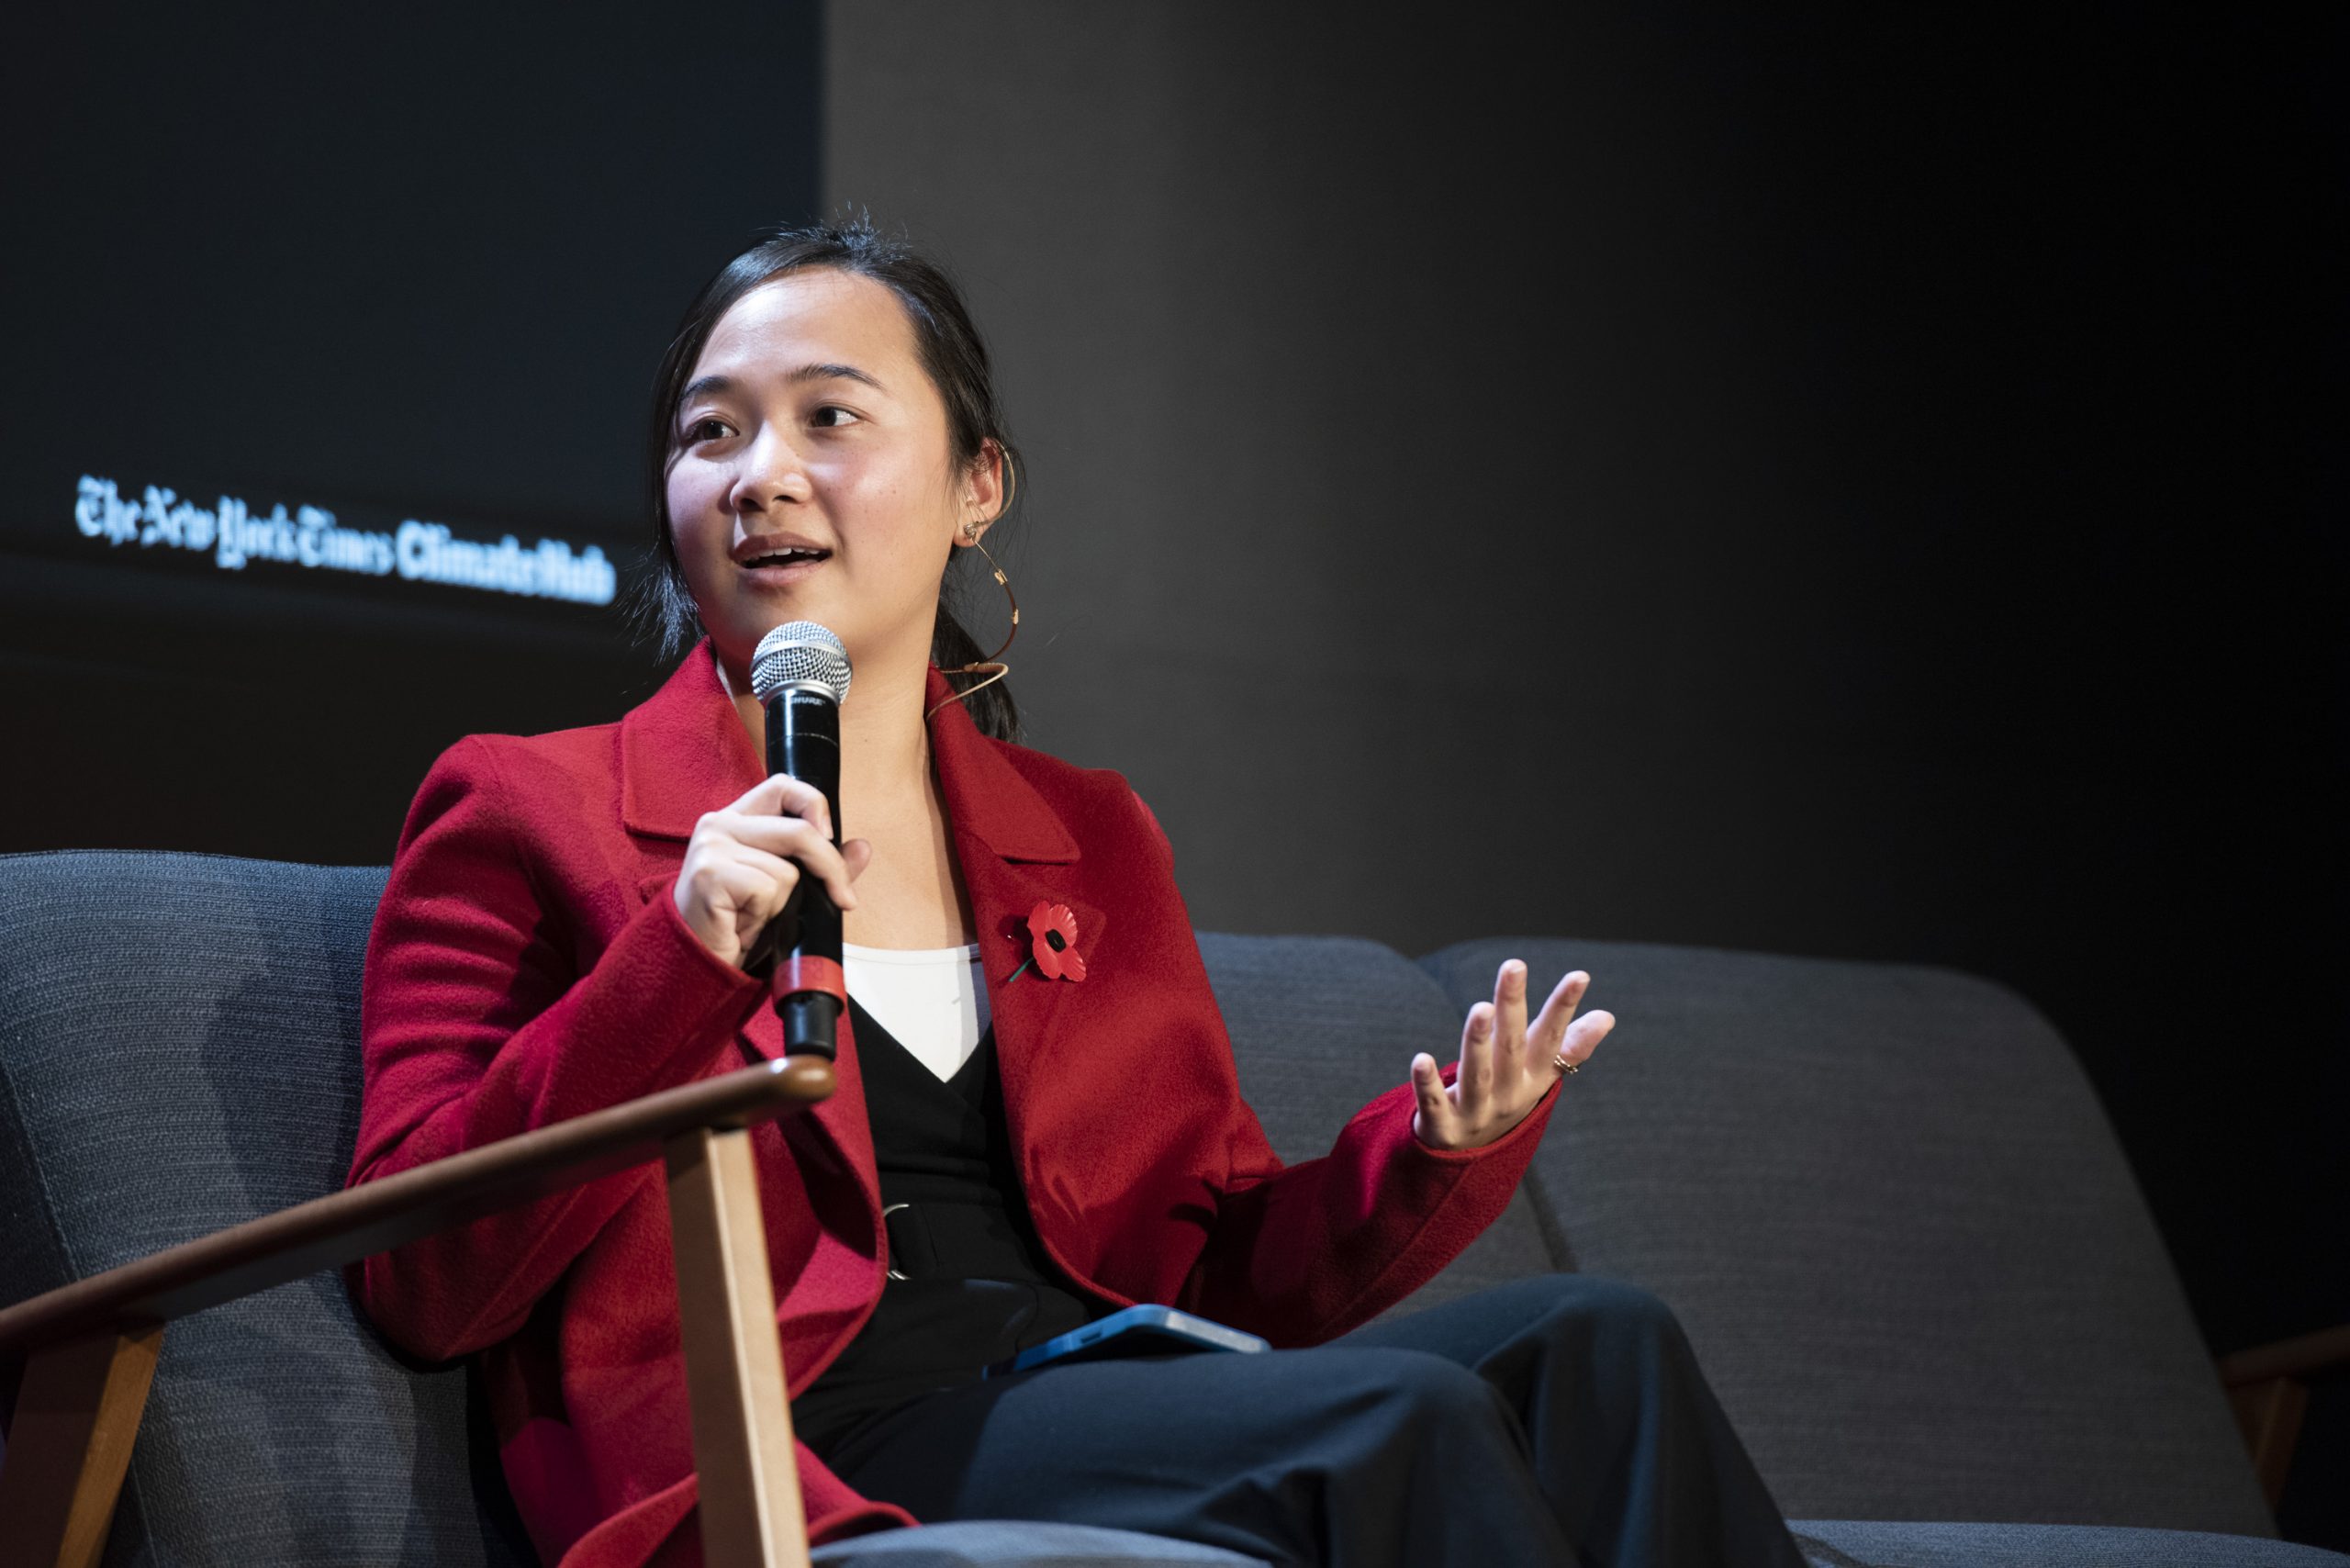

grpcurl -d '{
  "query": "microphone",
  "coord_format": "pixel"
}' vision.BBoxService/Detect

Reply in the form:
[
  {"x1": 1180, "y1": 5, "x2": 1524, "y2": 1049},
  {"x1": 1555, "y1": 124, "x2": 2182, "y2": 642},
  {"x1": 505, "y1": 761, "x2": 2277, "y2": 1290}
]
[{"x1": 749, "y1": 621, "x2": 853, "y2": 1059}]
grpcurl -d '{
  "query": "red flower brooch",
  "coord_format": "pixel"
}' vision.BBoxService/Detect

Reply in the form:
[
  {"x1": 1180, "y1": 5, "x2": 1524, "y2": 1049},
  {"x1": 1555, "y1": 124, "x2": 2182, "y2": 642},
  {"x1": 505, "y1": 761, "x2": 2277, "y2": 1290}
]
[{"x1": 1007, "y1": 900, "x2": 1088, "y2": 983}]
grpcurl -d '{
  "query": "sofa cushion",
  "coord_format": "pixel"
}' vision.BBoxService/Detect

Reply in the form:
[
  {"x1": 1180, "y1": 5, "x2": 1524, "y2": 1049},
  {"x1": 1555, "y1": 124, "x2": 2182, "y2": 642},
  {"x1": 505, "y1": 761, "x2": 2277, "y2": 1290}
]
[
  {"x1": 1792, "y1": 1519, "x2": 2349, "y2": 1567},
  {"x1": 812, "y1": 1520, "x2": 1265, "y2": 1565},
  {"x1": 1420, "y1": 936, "x2": 2271, "y2": 1537},
  {"x1": 1195, "y1": 933, "x2": 1561, "y2": 1315}
]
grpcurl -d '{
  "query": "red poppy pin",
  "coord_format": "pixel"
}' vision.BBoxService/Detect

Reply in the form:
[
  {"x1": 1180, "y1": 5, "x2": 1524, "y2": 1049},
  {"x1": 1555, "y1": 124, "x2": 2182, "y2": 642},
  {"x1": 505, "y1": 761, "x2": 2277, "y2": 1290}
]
[{"x1": 1007, "y1": 900, "x2": 1088, "y2": 983}]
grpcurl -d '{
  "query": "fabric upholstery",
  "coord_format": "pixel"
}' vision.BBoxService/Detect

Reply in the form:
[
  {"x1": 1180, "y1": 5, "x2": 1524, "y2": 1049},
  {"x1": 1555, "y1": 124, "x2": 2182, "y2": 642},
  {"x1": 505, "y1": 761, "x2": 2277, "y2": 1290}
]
[
  {"x1": 1420, "y1": 936, "x2": 2274, "y2": 1537},
  {"x1": 0, "y1": 850, "x2": 529, "y2": 1567},
  {"x1": 810, "y1": 1522, "x2": 1262, "y2": 1564},
  {"x1": 1791, "y1": 1519, "x2": 2350, "y2": 1567}
]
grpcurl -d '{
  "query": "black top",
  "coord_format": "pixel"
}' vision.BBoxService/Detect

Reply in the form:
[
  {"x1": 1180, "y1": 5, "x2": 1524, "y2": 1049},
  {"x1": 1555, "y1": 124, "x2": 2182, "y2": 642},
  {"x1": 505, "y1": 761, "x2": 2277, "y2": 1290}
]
[{"x1": 792, "y1": 995, "x2": 1102, "y2": 1456}]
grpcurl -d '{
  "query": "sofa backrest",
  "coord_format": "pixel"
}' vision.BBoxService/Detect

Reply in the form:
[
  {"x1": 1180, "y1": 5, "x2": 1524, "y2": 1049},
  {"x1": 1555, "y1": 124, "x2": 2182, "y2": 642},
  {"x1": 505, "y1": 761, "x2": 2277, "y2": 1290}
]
[
  {"x1": 0, "y1": 851, "x2": 530, "y2": 1567},
  {"x1": 1417, "y1": 936, "x2": 2271, "y2": 1536},
  {"x1": 1194, "y1": 933, "x2": 1564, "y2": 1311},
  {"x1": 0, "y1": 850, "x2": 2275, "y2": 1551}
]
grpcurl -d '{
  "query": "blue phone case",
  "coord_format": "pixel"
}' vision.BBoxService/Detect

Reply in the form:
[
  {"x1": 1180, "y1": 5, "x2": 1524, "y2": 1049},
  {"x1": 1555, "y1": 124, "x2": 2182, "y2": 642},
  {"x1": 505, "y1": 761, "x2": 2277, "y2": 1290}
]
[{"x1": 986, "y1": 1305, "x2": 1270, "y2": 1377}]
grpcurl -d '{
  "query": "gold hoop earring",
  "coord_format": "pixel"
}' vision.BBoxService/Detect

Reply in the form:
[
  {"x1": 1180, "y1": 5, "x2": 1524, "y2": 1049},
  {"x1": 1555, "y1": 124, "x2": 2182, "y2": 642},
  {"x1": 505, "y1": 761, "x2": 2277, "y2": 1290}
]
[
  {"x1": 927, "y1": 534, "x2": 1019, "y2": 720},
  {"x1": 929, "y1": 446, "x2": 1020, "y2": 721}
]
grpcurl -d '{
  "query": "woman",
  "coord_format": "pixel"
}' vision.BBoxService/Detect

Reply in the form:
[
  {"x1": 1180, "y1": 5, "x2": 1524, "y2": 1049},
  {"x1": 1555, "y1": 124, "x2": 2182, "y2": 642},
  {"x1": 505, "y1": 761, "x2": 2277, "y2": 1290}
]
[{"x1": 348, "y1": 218, "x2": 1805, "y2": 1568}]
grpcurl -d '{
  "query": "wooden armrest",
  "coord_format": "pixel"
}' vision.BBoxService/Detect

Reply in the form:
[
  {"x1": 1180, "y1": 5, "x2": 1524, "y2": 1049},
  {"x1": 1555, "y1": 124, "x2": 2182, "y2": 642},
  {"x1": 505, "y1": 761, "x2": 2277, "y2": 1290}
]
[
  {"x1": 2215, "y1": 1320, "x2": 2350, "y2": 1513},
  {"x1": 0, "y1": 1056, "x2": 834, "y2": 1360},
  {"x1": 2, "y1": 1056, "x2": 833, "y2": 1568},
  {"x1": 2218, "y1": 1322, "x2": 2350, "y2": 1387}
]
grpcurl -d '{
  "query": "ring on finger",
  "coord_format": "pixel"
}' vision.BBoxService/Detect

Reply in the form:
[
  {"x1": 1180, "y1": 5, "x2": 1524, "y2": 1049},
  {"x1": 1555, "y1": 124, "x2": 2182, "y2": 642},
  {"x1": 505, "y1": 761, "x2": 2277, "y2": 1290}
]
[{"x1": 1552, "y1": 1050, "x2": 1581, "y2": 1078}]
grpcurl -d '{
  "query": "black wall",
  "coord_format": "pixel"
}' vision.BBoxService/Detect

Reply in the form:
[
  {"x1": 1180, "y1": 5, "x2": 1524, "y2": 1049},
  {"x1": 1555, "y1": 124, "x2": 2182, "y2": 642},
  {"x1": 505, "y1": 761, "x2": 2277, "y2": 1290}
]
[
  {"x1": 2, "y1": 4, "x2": 823, "y2": 855},
  {"x1": 3, "y1": 1, "x2": 2344, "y2": 1546},
  {"x1": 822, "y1": 3, "x2": 2347, "y2": 1541}
]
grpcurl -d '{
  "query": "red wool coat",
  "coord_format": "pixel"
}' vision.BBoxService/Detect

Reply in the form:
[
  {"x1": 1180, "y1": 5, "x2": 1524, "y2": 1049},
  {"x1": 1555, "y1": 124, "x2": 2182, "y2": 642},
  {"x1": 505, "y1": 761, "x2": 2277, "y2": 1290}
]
[{"x1": 346, "y1": 640, "x2": 1557, "y2": 1567}]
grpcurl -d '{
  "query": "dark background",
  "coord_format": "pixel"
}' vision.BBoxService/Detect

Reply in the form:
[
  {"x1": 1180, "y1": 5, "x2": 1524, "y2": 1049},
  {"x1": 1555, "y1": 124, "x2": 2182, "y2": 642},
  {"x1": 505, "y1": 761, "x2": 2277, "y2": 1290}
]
[
  {"x1": 0, "y1": 2, "x2": 822, "y2": 852},
  {"x1": 5, "y1": 1, "x2": 2343, "y2": 1546}
]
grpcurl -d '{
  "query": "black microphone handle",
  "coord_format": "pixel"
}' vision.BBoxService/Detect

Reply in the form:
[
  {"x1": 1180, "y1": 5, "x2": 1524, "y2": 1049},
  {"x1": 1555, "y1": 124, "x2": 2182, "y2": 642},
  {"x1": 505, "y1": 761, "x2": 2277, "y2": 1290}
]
[{"x1": 763, "y1": 686, "x2": 844, "y2": 1059}]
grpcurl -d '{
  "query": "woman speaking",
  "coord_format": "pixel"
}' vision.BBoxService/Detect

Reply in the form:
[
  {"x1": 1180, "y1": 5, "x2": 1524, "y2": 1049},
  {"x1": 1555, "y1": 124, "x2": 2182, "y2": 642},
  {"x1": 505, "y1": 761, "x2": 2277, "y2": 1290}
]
[{"x1": 346, "y1": 218, "x2": 1805, "y2": 1568}]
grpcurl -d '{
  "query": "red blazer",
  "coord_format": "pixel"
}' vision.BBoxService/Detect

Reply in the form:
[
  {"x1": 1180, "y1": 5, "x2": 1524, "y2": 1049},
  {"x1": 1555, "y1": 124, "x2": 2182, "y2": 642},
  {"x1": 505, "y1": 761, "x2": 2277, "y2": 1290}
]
[{"x1": 347, "y1": 640, "x2": 1557, "y2": 1567}]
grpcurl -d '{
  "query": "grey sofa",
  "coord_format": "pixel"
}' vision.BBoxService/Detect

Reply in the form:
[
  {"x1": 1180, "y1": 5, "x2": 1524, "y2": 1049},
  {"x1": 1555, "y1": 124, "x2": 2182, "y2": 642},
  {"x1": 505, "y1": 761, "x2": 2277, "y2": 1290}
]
[{"x1": 0, "y1": 850, "x2": 2338, "y2": 1568}]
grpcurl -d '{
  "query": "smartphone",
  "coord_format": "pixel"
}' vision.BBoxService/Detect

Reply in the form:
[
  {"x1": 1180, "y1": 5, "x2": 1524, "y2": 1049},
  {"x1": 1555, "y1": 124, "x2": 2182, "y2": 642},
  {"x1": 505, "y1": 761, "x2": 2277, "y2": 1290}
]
[{"x1": 986, "y1": 1305, "x2": 1270, "y2": 1377}]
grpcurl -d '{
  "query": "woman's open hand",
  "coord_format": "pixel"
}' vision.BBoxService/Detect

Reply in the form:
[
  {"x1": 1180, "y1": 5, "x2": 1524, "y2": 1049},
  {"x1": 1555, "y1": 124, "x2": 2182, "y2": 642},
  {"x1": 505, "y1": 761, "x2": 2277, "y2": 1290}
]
[
  {"x1": 674, "y1": 773, "x2": 873, "y2": 969},
  {"x1": 1412, "y1": 961, "x2": 1614, "y2": 1150}
]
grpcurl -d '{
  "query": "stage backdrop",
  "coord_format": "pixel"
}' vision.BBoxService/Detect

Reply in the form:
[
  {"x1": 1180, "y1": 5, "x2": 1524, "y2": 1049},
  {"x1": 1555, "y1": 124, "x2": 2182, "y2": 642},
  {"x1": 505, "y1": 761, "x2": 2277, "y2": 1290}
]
[{"x1": 1, "y1": 4, "x2": 821, "y2": 856}]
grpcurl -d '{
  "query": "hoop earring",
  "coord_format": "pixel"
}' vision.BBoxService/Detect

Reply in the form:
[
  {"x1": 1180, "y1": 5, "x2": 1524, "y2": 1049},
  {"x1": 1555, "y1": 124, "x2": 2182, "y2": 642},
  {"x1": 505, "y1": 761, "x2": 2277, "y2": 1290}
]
[{"x1": 928, "y1": 449, "x2": 1021, "y2": 721}]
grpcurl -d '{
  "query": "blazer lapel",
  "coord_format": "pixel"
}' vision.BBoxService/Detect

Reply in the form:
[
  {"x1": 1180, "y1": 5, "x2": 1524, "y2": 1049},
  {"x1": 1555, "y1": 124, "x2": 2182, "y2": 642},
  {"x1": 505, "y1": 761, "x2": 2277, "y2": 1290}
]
[
  {"x1": 618, "y1": 640, "x2": 764, "y2": 843},
  {"x1": 620, "y1": 644, "x2": 880, "y2": 1200},
  {"x1": 922, "y1": 666, "x2": 1104, "y2": 1120}
]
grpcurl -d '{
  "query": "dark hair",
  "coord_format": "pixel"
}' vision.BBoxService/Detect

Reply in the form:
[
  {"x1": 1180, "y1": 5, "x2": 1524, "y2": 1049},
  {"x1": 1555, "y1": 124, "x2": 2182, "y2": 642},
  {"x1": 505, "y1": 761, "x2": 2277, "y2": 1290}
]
[{"x1": 632, "y1": 216, "x2": 1022, "y2": 743}]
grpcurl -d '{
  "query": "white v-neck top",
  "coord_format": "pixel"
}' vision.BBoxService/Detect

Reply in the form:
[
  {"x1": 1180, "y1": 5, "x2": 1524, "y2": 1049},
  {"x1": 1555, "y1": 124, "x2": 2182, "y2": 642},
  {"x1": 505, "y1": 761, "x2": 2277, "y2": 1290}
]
[{"x1": 843, "y1": 941, "x2": 990, "y2": 1082}]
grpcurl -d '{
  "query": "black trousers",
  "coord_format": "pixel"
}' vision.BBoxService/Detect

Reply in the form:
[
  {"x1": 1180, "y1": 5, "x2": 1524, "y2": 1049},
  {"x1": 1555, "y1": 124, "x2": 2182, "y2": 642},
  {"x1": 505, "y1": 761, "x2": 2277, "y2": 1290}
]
[{"x1": 817, "y1": 1274, "x2": 1808, "y2": 1568}]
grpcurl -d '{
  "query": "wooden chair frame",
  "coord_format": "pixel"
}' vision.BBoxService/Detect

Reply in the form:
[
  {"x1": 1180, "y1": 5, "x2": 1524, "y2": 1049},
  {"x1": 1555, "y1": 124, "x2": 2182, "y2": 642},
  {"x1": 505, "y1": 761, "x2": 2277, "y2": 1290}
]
[
  {"x1": 2218, "y1": 1321, "x2": 2350, "y2": 1510},
  {"x1": 0, "y1": 1056, "x2": 836, "y2": 1568}
]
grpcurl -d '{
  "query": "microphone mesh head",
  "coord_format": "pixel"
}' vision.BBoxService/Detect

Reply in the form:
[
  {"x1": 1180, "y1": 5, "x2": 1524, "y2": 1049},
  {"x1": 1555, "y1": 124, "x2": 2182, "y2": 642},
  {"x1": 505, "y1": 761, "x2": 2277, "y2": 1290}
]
[{"x1": 751, "y1": 622, "x2": 853, "y2": 705}]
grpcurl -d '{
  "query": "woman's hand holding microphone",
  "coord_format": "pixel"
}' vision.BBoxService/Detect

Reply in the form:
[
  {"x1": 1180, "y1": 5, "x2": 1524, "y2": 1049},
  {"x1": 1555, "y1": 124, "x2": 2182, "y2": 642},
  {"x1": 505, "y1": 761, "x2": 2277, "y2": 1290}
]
[
  {"x1": 673, "y1": 773, "x2": 873, "y2": 969},
  {"x1": 1412, "y1": 962, "x2": 1615, "y2": 1151}
]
